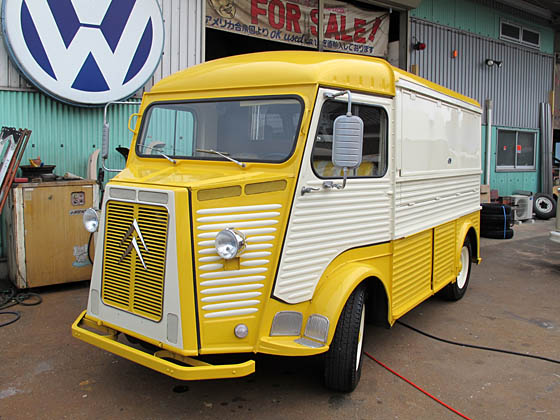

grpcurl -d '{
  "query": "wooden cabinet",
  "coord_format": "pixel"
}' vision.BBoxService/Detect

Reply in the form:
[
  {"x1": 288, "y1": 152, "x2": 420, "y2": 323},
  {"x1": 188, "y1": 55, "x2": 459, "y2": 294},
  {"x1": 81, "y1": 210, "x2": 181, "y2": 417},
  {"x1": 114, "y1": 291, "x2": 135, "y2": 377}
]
[{"x1": 4, "y1": 180, "x2": 99, "y2": 288}]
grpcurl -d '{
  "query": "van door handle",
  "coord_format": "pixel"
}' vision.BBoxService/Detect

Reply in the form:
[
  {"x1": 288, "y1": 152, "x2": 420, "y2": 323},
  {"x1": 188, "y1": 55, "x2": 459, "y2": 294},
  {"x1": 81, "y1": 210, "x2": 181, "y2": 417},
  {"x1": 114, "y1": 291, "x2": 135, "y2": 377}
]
[
  {"x1": 301, "y1": 186, "x2": 320, "y2": 196},
  {"x1": 322, "y1": 181, "x2": 343, "y2": 190}
]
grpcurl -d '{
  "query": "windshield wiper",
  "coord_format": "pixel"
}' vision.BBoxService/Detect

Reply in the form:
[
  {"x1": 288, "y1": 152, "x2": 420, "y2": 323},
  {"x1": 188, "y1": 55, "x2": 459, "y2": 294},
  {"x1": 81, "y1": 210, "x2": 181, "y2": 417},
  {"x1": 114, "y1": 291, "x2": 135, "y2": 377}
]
[
  {"x1": 142, "y1": 145, "x2": 177, "y2": 164},
  {"x1": 196, "y1": 149, "x2": 246, "y2": 168}
]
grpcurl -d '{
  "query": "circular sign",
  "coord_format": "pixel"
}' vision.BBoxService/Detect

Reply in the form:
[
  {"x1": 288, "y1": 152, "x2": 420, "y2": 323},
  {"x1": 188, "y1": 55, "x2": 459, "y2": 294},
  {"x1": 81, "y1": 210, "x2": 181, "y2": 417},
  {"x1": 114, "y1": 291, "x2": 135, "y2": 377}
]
[{"x1": 1, "y1": 0, "x2": 164, "y2": 106}]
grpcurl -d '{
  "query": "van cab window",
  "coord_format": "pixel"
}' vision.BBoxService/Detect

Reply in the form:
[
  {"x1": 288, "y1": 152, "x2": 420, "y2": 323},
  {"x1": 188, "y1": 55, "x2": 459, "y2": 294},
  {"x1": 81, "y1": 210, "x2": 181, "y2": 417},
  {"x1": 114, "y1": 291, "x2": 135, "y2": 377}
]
[
  {"x1": 312, "y1": 100, "x2": 388, "y2": 178},
  {"x1": 137, "y1": 98, "x2": 302, "y2": 163}
]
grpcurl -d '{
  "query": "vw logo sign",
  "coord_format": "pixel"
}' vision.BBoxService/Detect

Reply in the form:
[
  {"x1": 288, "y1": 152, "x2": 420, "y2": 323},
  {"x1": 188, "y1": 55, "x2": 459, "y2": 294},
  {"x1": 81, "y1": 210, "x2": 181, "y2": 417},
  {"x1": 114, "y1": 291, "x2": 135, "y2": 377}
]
[{"x1": 1, "y1": 0, "x2": 164, "y2": 106}]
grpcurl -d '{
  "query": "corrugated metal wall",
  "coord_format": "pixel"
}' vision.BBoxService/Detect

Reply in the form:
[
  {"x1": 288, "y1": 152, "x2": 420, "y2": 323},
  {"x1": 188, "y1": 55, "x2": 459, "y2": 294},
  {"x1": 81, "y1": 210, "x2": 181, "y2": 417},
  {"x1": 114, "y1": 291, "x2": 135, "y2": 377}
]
[
  {"x1": 410, "y1": 18, "x2": 554, "y2": 129},
  {"x1": 0, "y1": 0, "x2": 204, "y2": 258},
  {"x1": 0, "y1": 0, "x2": 204, "y2": 91},
  {"x1": 411, "y1": 0, "x2": 555, "y2": 54},
  {"x1": 0, "y1": 0, "x2": 204, "y2": 178},
  {"x1": 0, "y1": 91, "x2": 140, "y2": 178}
]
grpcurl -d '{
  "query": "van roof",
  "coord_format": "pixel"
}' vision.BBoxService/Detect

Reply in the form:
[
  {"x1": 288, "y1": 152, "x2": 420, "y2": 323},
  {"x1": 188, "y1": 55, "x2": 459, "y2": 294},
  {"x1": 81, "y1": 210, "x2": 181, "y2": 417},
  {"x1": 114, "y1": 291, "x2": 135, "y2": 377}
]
[{"x1": 149, "y1": 51, "x2": 480, "y2": 108}]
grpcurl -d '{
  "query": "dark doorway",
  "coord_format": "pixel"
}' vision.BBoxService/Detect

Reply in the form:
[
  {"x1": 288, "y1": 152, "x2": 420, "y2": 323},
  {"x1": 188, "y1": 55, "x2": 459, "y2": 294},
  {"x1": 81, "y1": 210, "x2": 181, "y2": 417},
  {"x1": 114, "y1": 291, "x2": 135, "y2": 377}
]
[{"x1": 205, "y1": 28, "x2": 315, "y2": 62}]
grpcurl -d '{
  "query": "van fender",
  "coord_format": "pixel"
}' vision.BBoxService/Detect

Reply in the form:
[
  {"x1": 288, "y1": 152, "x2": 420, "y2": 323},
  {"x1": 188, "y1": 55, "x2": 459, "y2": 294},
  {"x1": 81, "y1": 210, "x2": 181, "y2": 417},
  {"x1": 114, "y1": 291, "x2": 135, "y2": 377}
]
[
  {"x1": 455, "y1": 213, "x2": 480, "y2": 271},
  {"x1": 306, "y1": 260, "x2": 390, "y2": 346}
]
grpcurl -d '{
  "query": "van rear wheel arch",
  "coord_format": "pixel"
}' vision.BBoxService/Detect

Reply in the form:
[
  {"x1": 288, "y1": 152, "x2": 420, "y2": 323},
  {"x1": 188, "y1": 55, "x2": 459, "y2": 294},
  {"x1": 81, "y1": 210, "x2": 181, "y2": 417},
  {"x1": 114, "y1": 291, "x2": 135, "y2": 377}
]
[
  {"x1": 364, "y1": 276, "x2": 390, "y2": 328},
  {"x1": 466, "y1": 226, "x2": 478, "y2": 262}
]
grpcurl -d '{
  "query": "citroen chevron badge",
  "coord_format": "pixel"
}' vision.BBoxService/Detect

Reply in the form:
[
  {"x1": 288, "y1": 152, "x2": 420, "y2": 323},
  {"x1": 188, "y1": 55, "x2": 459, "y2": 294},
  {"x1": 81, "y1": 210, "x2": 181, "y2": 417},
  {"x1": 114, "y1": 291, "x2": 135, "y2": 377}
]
[
  {"x1": 1, "y1": 0, "x2": 164, "y2": 106},
  {"x1": 119, "y1": 219, "x2": 149, "y2": 270}
]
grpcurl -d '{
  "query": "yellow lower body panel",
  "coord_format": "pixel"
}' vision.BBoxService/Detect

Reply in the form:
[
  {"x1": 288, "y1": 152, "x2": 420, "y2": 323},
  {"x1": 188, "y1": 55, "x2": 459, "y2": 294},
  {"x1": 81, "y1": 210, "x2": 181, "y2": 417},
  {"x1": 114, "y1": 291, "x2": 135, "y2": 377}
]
[
  {"x1": 257, "y1": 336, "x2": 328, "y2": 356},
  {"x1": 72, "y1": 311, "x2": 255, "y2": 380}
]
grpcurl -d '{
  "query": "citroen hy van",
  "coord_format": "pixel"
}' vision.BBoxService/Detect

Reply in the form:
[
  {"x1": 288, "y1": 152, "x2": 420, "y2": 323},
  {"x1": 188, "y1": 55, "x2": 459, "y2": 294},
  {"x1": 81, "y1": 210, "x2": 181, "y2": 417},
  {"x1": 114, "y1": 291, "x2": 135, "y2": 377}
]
[{"x1": 73, "y1": 51, "x2": 482, "y2": 392}]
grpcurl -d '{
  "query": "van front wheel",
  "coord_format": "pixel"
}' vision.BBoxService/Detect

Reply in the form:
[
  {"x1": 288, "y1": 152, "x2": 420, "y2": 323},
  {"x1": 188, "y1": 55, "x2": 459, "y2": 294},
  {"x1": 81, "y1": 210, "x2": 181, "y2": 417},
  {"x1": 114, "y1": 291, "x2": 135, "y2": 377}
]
[
  {"x1": 442, "y1": 240, "x2": 472, "y2": 301},
  {"x1": 324, "y1": 284, "x2": 366, "y2": 392}
]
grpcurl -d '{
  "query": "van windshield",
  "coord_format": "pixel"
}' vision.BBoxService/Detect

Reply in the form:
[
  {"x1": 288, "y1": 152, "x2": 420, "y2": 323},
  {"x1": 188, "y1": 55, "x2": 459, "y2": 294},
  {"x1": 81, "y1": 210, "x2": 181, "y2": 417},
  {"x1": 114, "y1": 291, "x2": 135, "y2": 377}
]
[{"x1": 136, "y1": 97, "x2": 303, "y2": 163}]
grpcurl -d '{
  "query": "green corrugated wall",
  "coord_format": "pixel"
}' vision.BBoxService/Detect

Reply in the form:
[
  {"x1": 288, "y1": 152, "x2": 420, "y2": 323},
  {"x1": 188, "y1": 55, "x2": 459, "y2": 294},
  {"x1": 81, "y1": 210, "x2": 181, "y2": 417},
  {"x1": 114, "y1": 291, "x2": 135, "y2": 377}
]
[
  {"x1": 480, "y1": 125, "x2": 540, "y2": 196},
  {"x1": 0, "y1": 90, "x2": 139, "y2": 178},
  {"x1": 411, "y1": 0, "x2": 554, "y2": 54},
  {"x1": 0, "y1": 90, "x2": 141, "y2": 257}
]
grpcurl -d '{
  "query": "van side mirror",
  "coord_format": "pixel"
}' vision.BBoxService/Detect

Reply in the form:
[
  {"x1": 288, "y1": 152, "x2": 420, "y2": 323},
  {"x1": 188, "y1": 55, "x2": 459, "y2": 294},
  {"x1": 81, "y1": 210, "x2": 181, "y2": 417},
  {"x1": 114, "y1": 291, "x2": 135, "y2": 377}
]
[
  {"x1": 326, "y1": 90, "x2": 364, "y2": 190},
  {"x1": 102, "y1": 122, "x2": 110, "y2": 160},
  {"x1": 302, "y1": 90, "x2": 365, "y2": 196},
  {"x1": 101, "y1": 101, "x2": 141, "y2": 173},
  {"x1": 332, "y1": 114, "x2": 364, "y2": 169}
]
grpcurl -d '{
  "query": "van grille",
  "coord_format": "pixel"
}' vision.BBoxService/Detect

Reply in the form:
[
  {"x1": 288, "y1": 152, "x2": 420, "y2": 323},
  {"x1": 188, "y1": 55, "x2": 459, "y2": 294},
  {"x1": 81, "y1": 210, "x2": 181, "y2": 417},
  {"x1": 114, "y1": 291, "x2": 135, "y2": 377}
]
[{"x1": 102, "y1": 201, "x2": 169, "y2": 321}]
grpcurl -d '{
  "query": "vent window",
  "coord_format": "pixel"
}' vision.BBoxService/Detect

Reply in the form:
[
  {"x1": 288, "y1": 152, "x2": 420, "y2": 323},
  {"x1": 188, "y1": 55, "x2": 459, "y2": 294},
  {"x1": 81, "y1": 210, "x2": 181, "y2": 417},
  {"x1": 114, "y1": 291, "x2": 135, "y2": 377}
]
[
  {"x1": 522, "y1": 28, "x2": 540, "y2": 47},
  {"x1": 501, "y1": 22, "x2": 520, "y2": 40},
  {"x1": 500, "y1": 20, "x2": 540, "y2": 49}
]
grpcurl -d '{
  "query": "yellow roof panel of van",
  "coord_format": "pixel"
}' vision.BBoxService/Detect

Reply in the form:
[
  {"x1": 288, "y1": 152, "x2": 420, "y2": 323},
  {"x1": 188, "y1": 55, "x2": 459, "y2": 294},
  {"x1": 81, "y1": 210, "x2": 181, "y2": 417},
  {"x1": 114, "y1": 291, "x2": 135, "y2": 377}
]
[{"x1": 149, "y1": 51, "x2": 479, "y2": 108}]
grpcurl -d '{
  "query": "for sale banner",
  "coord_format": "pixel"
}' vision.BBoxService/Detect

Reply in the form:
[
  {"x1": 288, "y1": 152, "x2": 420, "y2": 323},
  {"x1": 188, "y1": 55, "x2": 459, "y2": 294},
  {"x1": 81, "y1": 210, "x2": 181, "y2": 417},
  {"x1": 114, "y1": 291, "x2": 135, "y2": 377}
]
[{"x1": 206, "y1": 0, "x2": 389, "y2": 57}]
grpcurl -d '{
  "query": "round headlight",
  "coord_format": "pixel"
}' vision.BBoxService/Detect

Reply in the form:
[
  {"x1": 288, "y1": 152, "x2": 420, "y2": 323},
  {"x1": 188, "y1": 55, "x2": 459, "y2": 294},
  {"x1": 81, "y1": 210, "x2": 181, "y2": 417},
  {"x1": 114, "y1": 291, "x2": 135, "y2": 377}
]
[
  {"x1": 83, "y1": 208, "x2": 100, "y2": 233},
  {"x1": 215, "y1": 228, "x2": 246, "y2": 259}
]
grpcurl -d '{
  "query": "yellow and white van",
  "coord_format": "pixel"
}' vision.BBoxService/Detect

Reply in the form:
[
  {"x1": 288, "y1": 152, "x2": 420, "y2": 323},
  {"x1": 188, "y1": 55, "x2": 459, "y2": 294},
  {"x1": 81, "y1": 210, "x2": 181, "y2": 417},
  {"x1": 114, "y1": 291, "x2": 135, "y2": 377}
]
[{"x1": 73, "y1": 51, "x2": 481, "y2": 392}]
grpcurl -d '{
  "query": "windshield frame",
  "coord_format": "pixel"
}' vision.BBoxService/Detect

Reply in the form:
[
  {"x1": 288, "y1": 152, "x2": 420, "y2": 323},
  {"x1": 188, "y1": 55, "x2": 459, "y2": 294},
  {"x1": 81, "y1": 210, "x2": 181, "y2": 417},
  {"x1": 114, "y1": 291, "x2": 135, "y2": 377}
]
[{"x1": 135, "y1": 95, "x2": 305, "y2": 164}]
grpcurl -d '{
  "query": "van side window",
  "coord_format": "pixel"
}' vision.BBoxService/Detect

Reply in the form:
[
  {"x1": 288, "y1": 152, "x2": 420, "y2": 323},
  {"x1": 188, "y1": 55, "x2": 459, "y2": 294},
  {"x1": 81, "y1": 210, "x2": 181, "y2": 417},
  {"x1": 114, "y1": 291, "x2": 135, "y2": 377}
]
[{"x1": 312, "y1": 100, "x2": 388, "y2": 178}]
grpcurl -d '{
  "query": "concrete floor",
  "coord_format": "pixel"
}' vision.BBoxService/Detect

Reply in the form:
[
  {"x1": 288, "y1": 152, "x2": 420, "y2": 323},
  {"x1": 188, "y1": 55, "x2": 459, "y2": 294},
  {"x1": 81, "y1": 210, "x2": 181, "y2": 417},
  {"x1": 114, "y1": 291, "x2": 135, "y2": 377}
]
[{"x1": 1, "y1": 219, "x2": 559, "y2": 419}]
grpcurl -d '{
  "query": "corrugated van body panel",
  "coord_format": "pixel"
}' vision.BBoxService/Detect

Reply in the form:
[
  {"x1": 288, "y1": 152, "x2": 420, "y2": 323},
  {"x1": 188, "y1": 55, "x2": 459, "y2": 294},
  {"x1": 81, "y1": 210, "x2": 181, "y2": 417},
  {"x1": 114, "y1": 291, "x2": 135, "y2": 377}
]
[
  {"x1": 433, "y1": 220, "x2": 457, "y2": 292},
  {"x1": 391, "y1": 229, "x2": 433, "y2": 318},
  {"x1": 395, "y1": 174, "x2": 481, "y2": 238}
]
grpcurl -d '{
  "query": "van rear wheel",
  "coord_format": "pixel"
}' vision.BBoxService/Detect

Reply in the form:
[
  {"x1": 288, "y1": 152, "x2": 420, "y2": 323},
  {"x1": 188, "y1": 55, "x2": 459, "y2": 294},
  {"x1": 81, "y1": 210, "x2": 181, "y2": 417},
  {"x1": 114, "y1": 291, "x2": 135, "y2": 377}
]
[
  {"x1": 442, "y1": 240, "x2": 472, "y2": 301},
  {"x1": 324, "y1": 284, "x2": 366, "y2": 392}
]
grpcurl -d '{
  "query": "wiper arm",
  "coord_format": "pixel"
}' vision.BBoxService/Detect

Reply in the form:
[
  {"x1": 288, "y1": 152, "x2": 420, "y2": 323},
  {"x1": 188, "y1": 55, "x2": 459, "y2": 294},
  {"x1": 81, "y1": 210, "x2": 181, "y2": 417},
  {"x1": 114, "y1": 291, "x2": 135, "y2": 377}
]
[
  {"x1": 196, "y1": 149, "x2": 246, "y2": 168},
  {"x1": 142, "y1": 145, "x2": 177, "y2": 164}
]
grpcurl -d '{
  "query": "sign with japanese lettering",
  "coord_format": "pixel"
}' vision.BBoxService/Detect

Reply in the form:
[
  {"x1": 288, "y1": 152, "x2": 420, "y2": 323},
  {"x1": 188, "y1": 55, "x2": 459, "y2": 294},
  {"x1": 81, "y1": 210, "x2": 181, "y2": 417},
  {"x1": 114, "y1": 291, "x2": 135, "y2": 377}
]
[{"x1": 206, "y1": 0, "x2": 389, "y2": 57}]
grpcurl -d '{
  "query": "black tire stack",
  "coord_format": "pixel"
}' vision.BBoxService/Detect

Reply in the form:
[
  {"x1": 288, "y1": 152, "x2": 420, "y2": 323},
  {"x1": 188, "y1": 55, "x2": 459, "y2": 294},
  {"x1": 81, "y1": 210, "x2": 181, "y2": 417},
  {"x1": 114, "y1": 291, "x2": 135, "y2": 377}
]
[{"x1": 481, "y1": 203, "x2": 514, "y2": 239}]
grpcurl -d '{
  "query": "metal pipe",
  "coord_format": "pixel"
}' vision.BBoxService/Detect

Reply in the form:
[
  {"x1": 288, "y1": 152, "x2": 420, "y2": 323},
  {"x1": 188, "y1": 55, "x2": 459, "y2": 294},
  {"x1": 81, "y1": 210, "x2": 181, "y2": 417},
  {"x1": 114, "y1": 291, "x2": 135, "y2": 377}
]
[
  {"x1": 102, "y1": 101, "x2": 141, "y2": 173},
  {"x1": 485, "y1": 99, "x2": 492, "y2": 186}
]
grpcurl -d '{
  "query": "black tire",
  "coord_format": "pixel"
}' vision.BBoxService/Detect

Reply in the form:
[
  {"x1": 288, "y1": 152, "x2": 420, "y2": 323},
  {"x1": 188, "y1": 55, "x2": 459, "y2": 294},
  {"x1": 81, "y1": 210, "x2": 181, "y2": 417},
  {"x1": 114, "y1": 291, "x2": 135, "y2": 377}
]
[
  {"x1": 481, "y1": 223, "x2": 513, "y2": 233},
  {"x1": 481, "y1": 203, "x2": 513, "y2": 216},
  {"x1": 533, "y1": 193, "x2": 556, "y2": 220},
  {"x1": 324, "y1": 284, "x2": 366, "y2": 392},
  {"x1": 481, "y1": 214, "x2": 513, "y2": 225},
  {"x1": 481, "y1": 228, "x2": 514, "y2": 239},
  {"x1": 442, "y1": 240, "x2": 472, "y2": 301},
  {"x1": 481, "y1": 215, "x2": 513, "y2": 231}
]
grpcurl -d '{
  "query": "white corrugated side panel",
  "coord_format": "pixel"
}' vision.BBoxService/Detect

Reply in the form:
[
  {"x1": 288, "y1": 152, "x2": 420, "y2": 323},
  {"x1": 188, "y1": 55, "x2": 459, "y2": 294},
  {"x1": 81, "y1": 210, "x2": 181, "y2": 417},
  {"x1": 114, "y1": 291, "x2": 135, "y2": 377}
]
[
  {"x1": 395, "y1": 174, "x2": 480, "y2": 238},
  {"x1": 273, "y1": 90, "x2": 394, "y2": 304},
  {"x1": 0, "y1": 0, "x2": 204, "y2": 91}
]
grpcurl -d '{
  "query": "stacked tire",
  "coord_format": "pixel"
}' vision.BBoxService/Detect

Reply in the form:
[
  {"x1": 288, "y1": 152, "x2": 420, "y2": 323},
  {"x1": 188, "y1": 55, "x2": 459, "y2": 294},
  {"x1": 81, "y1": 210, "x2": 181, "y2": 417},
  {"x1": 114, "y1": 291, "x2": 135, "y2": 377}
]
[{"x1": 481, "y1": 203, "x2": 514, "y2": 239}]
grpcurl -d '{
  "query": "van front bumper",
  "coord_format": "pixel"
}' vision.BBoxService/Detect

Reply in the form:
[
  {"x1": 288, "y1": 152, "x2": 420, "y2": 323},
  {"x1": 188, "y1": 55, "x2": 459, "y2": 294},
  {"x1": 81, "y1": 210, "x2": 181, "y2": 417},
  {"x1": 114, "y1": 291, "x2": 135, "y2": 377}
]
[{"x1": 72, "y1": 310, "x2": 255, "y2": 380}]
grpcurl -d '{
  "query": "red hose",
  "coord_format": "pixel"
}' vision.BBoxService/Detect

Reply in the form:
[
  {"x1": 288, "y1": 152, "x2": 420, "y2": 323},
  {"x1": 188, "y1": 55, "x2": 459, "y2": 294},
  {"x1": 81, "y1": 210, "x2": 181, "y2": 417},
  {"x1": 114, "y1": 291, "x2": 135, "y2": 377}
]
[{"x1": 364, "y1": 351, "x2": 473, "y2": 420}]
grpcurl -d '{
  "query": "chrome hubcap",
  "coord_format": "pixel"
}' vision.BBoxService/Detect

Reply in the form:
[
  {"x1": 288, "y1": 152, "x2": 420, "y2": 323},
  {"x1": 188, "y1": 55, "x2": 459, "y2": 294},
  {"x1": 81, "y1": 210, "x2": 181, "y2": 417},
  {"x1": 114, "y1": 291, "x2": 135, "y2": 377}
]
[
  {"x1": 356, "y1": 304, "x2": 365, "y2": 371},
  {"x1": 457, "y1": 246, "x2": 469, "y2": 289},
  {"x1": 536, "y1": 197, "x2": 552, "y2": 211}
]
